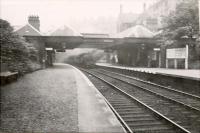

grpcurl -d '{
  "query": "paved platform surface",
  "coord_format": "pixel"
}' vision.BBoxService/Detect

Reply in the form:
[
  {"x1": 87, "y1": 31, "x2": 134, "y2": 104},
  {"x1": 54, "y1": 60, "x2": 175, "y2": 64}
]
[
  {"x1": 0, "y1": 63, "x2": 125, "y2": 132},
  {"x1": 96, "y1": 63, "x2": 200, "y2": 80}
]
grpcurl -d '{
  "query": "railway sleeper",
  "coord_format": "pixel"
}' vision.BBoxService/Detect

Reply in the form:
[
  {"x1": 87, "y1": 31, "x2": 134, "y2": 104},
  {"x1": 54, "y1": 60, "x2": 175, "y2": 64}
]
[
  {"x1": 124, "y1": 118, "x2": 158, "y2": 123},
  {"x1": 124, "y1": 119, "x2": 162, "y2": 124},
  {"x1": 115, "y1": 108, "x2": 143, "y2": 112},
  {"x1": 118, "y1": 111, "x2": 148, "y2": 115},
  {"x1": 120, "y1": 114, "x2": 152, "y2": 118},
  {"x1": 132, "y1": 126, "x2": 179, "y2": 133},
  {"x1": 129, "y1": 123, "x2": 172, "y2": 129},
  {"x1": 126, "y1": 121, "x2": 166, "y2": 126},
  {"x1": 113, "y1": 106, "x2": 142, "y2": 109}
]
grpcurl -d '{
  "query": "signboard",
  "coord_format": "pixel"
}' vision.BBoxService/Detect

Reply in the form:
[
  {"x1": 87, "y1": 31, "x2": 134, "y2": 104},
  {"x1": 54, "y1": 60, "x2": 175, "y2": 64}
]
[
  {"x1": 153, "y1": 48, "x2": 160, "y2": 51},
  {"x1": 45, "y1": 48, "x2": 53, "y2": 51},
  {"x1": 166, "y1": 48, "x2": 186, "y2": 59},
  {"x1": 166, "y1": 45, "x2": 188, "y2": 69}
]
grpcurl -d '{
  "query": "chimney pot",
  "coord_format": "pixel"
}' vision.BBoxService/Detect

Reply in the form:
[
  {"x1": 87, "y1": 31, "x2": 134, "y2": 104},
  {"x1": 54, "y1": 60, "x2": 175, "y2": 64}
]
[{"x1": 28, "y1": 15, "x2": 40, "y2": 31}]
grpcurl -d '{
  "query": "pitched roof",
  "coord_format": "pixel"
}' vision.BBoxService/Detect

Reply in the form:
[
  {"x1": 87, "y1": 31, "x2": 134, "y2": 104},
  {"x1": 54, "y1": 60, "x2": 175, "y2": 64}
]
[
  {"x1": 113, "y1": 25, "x2": 155, "y2": 38},
  {"x1": 14, "y1": 23, "x2": 43, "y2": 36},
  {"x1": 50, "y1": 25, "x2": 82, "y2": 36}
]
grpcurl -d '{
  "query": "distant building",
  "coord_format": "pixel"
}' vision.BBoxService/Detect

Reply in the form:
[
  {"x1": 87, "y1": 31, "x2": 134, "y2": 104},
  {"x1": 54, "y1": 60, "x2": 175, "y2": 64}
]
[
  {"x1": 117, "y1": 4, "x2": 139, "y2": 33},
  {"x1": 14, "y1": 15, "x2": 42, "y2": 36},
  {"x1": 137, "y1": 0, "x2": 184, "y2": 32},
  {"x1": 117, "y1": 0, "x2": 184, "y2": 32}
]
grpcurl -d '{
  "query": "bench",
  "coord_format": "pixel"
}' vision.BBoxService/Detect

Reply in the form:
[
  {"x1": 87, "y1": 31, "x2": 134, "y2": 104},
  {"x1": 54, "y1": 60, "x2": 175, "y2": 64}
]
[{"x1": 0, "y1": 63, "x2": 18, "y2": 85}]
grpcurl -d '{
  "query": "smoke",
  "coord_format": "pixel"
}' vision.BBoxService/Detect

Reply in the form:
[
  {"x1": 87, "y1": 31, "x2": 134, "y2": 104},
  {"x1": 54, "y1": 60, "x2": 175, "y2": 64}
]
[
  {"x1": 55, "y1": 48, "x2": 105, "y2": 65},
  {"x1": 62, "y1": 49, "x2": 105, "y2": 66}
]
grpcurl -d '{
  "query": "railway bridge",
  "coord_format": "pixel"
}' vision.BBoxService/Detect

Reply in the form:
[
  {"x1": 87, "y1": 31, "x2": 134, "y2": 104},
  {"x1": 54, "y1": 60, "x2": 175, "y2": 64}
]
[{"x1": 24, "y1": 35, "x2": 157, "y2": 67}]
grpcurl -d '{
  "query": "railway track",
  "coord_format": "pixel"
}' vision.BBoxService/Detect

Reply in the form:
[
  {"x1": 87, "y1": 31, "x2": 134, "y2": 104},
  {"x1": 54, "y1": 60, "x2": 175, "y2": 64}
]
[
  {"x1": 97, "y1": 66, "x2": 200, "y2": 97},
  {"x1": 80, "y1": 68, "x2": 192, "y2": 133},
  {"x1": 95, "y1": 69, "x2": 200, "y2": 111},
  {"x1": 80, "y1": 68, "x2": 200, "y2": 133}
]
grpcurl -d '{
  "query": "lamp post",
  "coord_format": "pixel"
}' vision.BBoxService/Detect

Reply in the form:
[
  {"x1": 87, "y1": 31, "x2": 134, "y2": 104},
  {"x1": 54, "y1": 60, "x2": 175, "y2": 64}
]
[
  {"x1": 198, "y1": 0, "x2": 200, "y2": 42},
  {"x1": 199, "y1": 0, "x2": 200, "y2": 34}
]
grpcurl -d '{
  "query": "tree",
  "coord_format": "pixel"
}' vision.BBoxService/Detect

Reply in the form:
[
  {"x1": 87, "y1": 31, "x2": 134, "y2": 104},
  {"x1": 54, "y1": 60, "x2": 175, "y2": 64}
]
[
  {"x1": 0, "y1": 19, "x2": 39, "y2": 73},
  {"x1": 0, "y1": 19, "x2": 15, "y2": 43},
  {"x1": 157, "y1": 0, "x2": 200, "y2": 68},
  {"x1": 1, "y1": 19, "x2": 28, "y2": 53},
  {"x1": 159, "y1": 0, "x2": 199, "y2": 46}
]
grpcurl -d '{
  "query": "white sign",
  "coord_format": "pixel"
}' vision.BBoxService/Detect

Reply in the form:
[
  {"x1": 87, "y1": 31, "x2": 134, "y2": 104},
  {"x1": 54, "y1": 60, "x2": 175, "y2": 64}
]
[
  {"x1": 45, "y1": 48, "x2": 53, "y2": 50},
  {"x1": 154, "y1": 48, "x2": 160, "y2": 51},
  {"x1": 166, "y1": 48, "x2": 186, "y2": 59}
]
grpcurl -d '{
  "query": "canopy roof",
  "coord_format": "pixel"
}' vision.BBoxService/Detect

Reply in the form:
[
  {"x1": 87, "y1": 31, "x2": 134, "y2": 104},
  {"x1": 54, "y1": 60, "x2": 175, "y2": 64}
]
[
  {"x1": 50, "y1": 25, "x2": 82, "y2": 36},
  {"x1": 14, "y1": 24, "x2": 43, "y2": 36},
  {"x1": 114, "y1": 25, "x2": 155, "y2": 38}
]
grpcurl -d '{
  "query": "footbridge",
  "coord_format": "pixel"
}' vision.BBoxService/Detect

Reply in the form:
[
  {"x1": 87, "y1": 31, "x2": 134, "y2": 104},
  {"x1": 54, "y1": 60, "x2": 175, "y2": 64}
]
[{"x1": 24, "y1": 35, "x2": 157, "y2": 67}]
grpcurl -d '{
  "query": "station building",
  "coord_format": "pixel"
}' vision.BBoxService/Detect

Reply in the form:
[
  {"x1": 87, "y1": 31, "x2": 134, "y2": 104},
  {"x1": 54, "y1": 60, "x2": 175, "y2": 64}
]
[
  {"x1": 14, "y1": 15, "x2": 159, "y2": 68},
  {"x1": 116, "y1": 0, "x2": 199, "y2": 69}
]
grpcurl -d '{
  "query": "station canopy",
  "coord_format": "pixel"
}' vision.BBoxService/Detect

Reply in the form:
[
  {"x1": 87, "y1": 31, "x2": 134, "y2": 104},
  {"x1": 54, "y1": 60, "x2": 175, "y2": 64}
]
[
  {"x1": 50, "y1": 25, "x2": 82, "y2": 36},
  {"x1": 114, "y1": 25, "x2": 155, "y2": 38}
]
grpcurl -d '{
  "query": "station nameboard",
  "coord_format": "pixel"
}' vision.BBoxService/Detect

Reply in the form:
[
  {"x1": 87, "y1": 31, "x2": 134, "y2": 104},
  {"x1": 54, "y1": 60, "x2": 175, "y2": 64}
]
[
  {"x1": 166, "y1": 48, "x2": 186, "y2": 59},
  {"x1": 45, "y1": 48, "x2": 53, "y2": 50}
]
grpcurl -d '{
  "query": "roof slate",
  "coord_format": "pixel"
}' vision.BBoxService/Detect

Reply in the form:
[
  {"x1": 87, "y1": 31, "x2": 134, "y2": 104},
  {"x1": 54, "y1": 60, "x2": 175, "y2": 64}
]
[
  {"x1": 114, "y1": 25, "x2": 155, "y2": 38},
  {"x1": 15, "y1": 24, "x2": 43, "y2": 36}
]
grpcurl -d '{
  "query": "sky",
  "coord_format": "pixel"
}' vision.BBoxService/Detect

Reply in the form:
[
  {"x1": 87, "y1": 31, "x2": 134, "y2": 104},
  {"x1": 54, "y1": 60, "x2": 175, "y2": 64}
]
[{"x1": 0, "y1": 0, "x2": 157, "y2": 33}]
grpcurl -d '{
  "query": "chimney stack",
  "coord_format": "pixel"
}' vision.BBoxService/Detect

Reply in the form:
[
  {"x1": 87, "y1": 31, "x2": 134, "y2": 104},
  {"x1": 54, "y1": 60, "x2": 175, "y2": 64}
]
[
  {"x1": 120, "y1": 4, "x2": 123, "y2": 15},
  {"x1": 28, "y1": 15, "x2": 40, "y2": 31},
  {"x1": 143, "y1": 3, "x2": 146, "y2": 12}
]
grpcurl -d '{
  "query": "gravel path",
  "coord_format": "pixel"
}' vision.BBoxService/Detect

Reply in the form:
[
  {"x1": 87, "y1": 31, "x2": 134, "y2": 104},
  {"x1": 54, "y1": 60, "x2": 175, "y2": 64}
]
[{"x1": 0, "y1": 65, "x2": 78, "y2": 132}]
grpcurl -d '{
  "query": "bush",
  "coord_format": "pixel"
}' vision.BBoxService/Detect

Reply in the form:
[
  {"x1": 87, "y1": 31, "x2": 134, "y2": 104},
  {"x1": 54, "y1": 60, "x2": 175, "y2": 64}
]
[{"x1": 0, "y1": 19, "x2": 40, "y2": 74}]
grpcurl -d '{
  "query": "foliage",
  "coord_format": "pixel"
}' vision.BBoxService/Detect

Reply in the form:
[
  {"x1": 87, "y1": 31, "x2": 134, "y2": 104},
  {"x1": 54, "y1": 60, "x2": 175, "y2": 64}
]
[
  {"x1": 158, "y1": 0, "x2": 199, "y2": 46},
  {"x1": 0, "y1": 19, "x2": 14, "y2": 44},
  {"x1": 0, "y1": 19, "x2": 39, "y2": 73}
]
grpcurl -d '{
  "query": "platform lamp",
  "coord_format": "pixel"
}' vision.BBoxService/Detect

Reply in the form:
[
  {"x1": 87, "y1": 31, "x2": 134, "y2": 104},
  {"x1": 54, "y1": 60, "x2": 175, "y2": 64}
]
[
  {"x1": 197, "y1": 0, "x2": 200, "y2": 44},
  {"x1": 61, "y1": 42, "x2": 66, "y2": 49},
  {"x1": 199, "y1": 0, "x2": 200, "y2": 37},
  {"x1": 199, "y1": 0, "x2": 200, "y2": 34}
]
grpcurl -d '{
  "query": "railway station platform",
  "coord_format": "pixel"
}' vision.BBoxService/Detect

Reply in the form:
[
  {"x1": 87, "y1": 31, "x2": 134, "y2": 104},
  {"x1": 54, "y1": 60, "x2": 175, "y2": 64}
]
[
  {"x1": 96, "y1": 63, "x2": 200, "y2": 81},
  {"x1": 0, "y1": 63, "x2": 125, "y2": 132}
]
